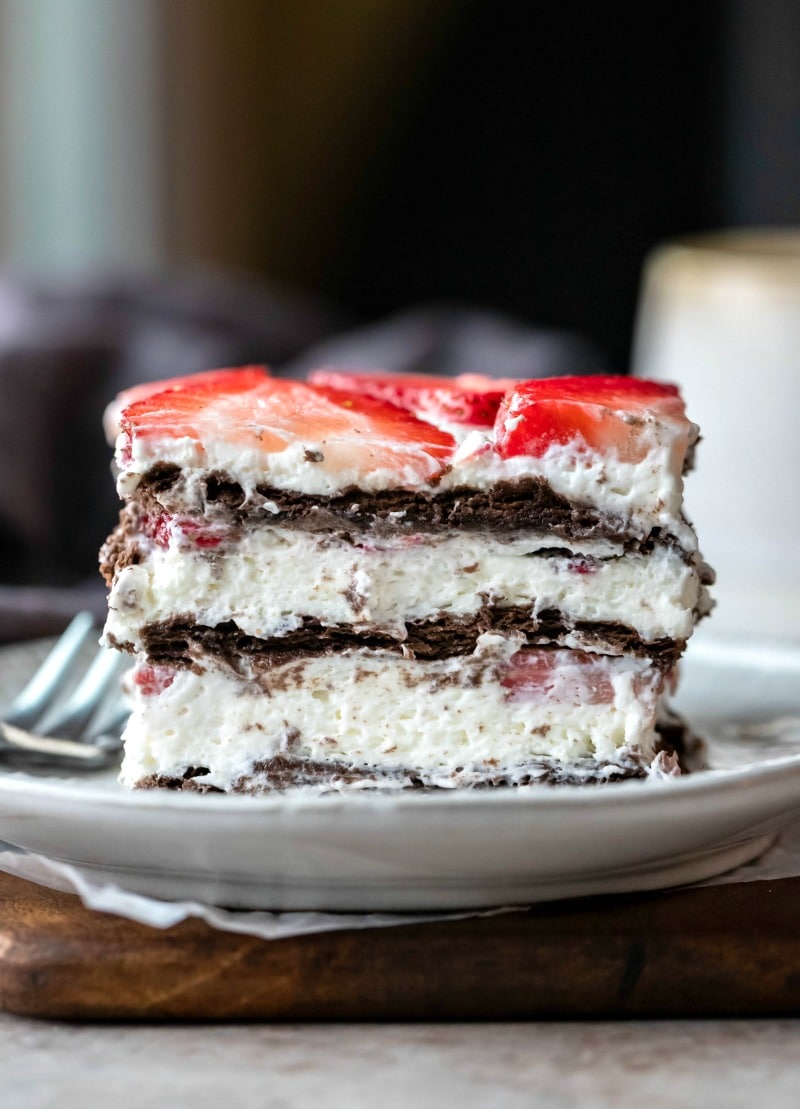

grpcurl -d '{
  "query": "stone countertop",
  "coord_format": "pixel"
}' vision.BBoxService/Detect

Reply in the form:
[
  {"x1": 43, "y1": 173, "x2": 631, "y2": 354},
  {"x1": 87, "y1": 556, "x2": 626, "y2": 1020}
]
[{"x1": 2, "y1": 1018, "x2": 800, "y2": 1108}]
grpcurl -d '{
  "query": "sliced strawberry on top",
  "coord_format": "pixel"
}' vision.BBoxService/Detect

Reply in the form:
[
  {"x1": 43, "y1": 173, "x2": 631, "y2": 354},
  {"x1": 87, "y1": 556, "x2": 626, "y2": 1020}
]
[
  {"x1": 308, "y1": 368, "x2": 520, "y2": 428},
  {"x1": 118, "y1": 365, "x2": 271, "y2": 415},
  {"x1": 120, "y1": 369, "x2": 455, "y2": 485},
  {"x1": 304, "y1": 382, "x2": 455, "y2": 477},
  {"x1": 494, "y1": 375, "x2": 689, "y2": 464},
  {"x1": 108, "y1": 366, "x2": 270, "y2": 443},
  {"x1": 120, "y1": 366, "x2": 271, "y2": 437}
]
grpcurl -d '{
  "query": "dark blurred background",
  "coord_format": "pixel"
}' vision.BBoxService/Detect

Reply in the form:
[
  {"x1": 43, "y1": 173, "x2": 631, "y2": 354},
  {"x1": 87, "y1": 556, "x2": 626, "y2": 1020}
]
[
  {"x1": 0, "y1": 0, "x2": 799, "y2": 628},
  {"x1": 3, "y1": 1, "x2": 800, "y2": 364}
]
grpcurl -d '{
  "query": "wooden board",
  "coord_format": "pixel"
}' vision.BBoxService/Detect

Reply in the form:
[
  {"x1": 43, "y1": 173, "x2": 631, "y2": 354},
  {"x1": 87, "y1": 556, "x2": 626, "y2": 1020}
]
[{"x1": 2, "y1": 872, "x2": 800, "y2": 1021}]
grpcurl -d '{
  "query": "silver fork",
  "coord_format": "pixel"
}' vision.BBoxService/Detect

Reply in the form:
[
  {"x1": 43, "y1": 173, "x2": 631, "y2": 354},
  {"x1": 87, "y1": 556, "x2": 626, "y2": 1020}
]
[{"x1": 0, "y1": 612, "x2": 129, "y2": 771}]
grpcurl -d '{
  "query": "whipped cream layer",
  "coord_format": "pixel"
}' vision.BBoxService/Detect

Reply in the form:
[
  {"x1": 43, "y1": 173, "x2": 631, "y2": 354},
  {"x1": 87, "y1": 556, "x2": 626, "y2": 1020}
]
[
  {"x1": 105, "y1": 525, "x2": 706, "y2": 651},
  {"x1": 119, "y1": 634, "x2": 669, "y2": 791}
]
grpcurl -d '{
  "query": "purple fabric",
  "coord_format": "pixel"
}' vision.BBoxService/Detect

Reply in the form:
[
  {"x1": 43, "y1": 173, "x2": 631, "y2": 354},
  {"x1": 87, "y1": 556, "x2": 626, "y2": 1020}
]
[{"x1": 0, "y1": 279, "x2": 604, "y2": 641}]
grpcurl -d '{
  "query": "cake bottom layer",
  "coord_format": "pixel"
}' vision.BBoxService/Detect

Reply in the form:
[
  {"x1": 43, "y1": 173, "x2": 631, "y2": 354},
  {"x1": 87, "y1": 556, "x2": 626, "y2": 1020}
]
[{"x1": 119, "y1": 634, "x2": 677, "y2": 793}]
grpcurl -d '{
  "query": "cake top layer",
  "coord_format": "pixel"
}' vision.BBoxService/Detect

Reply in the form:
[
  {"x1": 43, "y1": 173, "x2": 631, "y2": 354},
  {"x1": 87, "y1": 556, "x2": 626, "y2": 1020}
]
[
  {"x1": 109, "y1": 366, "x2": 698, "y2": 540},
  {"x1": 115, "y1": 367, "x2": 455, "y2": 493}
]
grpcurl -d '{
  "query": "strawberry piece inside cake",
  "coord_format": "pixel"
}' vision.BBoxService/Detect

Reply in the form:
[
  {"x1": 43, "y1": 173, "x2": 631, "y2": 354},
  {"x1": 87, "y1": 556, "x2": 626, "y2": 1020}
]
[{"x1": 100, "y1": 367, "x2": 712, "y2": 792}]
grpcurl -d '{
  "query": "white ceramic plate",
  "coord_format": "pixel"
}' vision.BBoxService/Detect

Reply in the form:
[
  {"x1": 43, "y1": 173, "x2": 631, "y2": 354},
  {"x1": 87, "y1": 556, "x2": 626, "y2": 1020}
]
[{"x1": 0, "y1": 627, "x2": 799, "y2": 911}]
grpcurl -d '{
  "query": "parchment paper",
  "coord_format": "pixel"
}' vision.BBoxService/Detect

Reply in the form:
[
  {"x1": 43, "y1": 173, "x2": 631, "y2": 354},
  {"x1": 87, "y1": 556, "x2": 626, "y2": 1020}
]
[{"x1": 1, "y1": 820, "x2": 799, "y2": 940}]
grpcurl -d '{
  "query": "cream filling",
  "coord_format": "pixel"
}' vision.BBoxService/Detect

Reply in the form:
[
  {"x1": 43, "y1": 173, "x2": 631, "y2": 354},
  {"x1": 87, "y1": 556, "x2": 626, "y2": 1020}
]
[
  {"x1": 104, "y1": 526, "x2": 704, "y2": 650},
  {"x1": 119, "y1": 634, "x2": 666, "y2": 791},
  {"x1": 115, "y1": 412, "x2": 696, "y2": 544}
]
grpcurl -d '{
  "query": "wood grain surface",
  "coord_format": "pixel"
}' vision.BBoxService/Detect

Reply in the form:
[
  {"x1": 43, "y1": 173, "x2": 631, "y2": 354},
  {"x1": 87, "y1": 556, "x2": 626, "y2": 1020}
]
[{"x1": 1, "y1": 872, "x2": 799, "y2": 1021}]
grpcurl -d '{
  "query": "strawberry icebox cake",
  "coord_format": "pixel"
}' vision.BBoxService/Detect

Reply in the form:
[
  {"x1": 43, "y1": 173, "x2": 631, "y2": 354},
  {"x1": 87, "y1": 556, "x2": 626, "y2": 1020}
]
[{"x1": 99, "y1": 367, "x2": 713, "y2": 793}]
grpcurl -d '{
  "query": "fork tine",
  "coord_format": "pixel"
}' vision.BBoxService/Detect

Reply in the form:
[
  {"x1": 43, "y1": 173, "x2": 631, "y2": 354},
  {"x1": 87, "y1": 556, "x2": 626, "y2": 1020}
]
[
  {"x1": 41, "y1": 647, "x2": 127, "y2": 740},
  {"x1": 4, "y1": 612, "x2": 96, "y2": 730},
  {"x1": 0, "y1": 720, "x2": 122, "y2": 769}
]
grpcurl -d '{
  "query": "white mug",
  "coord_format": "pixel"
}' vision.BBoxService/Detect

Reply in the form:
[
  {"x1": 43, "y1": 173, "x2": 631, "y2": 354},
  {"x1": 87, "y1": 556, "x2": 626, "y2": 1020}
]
[{"x1": 633, "y1": 229, "x2": 800, "y2": 637}]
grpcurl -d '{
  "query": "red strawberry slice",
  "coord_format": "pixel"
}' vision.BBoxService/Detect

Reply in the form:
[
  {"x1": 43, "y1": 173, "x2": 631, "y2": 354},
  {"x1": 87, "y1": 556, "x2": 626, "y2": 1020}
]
[
  {"x1": 133, "y1": 664, "x2": 175, "y2": 697},
  {"x1": 308, "y1": 368, "x2": 519, "y2": 428},
  {"x1": 307, "y1": 382, "x2": 456, "y2": 474},
  {"x1": 494, "y1": 375, "x2": 688, "y2": 464},
  {"x1": 120, "y1": 368, "x2": 455, "y2": 484},
  {"x1": 120, "y1": 366, "x2": 272, "y2": 439},
  {"x1": 108, "y1": 366, "x2": 270, "y2": 443},
  {"x1": 501, "y1": 649, "x2": 615, "y2": 706},
  {"x1": 141, "y1": 512, "x2": 228, "y2": 550},
  {"x1": 118, "y1": 365, "x2": 270, "y2": 414}
]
